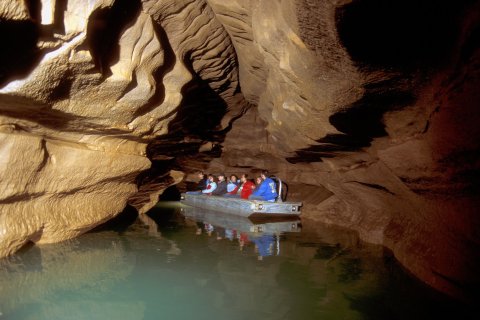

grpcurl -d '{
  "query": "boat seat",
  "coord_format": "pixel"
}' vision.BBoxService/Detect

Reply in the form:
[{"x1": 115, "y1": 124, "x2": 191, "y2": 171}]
[{"x1": 272, "y1": 176, "x2": 287, "y2": 203}]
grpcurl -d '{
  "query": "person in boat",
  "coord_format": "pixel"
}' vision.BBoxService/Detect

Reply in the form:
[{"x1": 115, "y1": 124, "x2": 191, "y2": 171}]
[
  {"x1": 186, "y1": 171, "x2": 208, "y2": 194},
  {"x1": 239, "y1": 174, "x2": 255, "y2": 199},
  {"x1": 224, "y1": 174, "x2": 255, "y2": 199},
  {"x1": 202, "y1": 174, "x2": 217, "y2": 195},
  {"x1": 212, "y1": 173, "x2": 227, "y2": 195},
  {"x1": 255, "y1": 176, "x2": 262, "y2": 188},
  {"x1": 226, "y1": 175, "x2": 239, "y2": 195},
  {"x1": 195, "y1": 171, "x2": 208, "y2": 190},
  {"x1": 248, "y1": 170, "x2": 278, "y2": 202}
]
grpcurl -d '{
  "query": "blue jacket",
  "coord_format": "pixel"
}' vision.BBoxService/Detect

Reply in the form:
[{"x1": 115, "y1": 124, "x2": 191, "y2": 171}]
[{"x1": 252, "y1": 177, "x2": 278, "y2": 201}]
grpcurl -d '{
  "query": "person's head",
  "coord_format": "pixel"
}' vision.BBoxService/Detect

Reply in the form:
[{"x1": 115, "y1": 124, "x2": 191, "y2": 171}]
[
  {"x1": 260, "y1": 170, "x2": 269, "y2": 180},
  {"x1": 218, "y1": 174, "x2": 226, "y2": 182},
  {"x1": 256, "y1": 176, "x2": 262, "y2": 185},
  {"x1": 230, "y1": 175, "x2": 238, "y2": 183},
  {"x1": 197, "y1": 171, "x2": 205, "y2": 179},
  {"x1": 208, "y1": 174, "x2": 215, "y2": 182},
  {"x1": 240, "y1": 174, "x2": 248, "y2": 183}
]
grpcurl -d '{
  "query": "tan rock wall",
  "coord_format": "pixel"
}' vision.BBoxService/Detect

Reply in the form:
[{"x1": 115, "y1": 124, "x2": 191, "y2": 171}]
[
  {"x1": 0, "y1": 0, "x2": 158, "y2": 257},
  {"x1": 0, "y1": 0, "x2": 249, "y2": 261},
  {"x1": 0, "y1": 130, "x2": 150, "y2": 257},
  {"x1": 0, "y1": 0, "x2": 239, "y2": 257},
  {"x1": 208, "y1": 0, "x2": 363, "y2": 153}
]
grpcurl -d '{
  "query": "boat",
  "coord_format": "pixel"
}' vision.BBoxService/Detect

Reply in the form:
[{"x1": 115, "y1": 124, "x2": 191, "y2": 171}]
[
  {"x1": 180, "y1": 205, "x2": 301, "y2": 234},
  {"x1": 180, "y1": 193, "x2": 302, "y2": 217}
]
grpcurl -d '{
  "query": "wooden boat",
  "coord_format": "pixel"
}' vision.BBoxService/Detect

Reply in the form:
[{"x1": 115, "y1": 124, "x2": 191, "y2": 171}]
[
  {"x1": 180, "y1": 205, "x2": 301, "y2": 234},
  {"x1": 180, "y1": 193, "x2": 302, "y2": 217}
]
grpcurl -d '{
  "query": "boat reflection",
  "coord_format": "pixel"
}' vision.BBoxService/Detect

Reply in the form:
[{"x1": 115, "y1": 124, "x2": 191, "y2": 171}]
[{"x1": 180, "y1": 205, "x2": 301, "y2": 260}]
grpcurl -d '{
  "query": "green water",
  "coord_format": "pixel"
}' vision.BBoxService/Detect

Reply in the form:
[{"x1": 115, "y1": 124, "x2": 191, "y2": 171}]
[{"x1": 0, "y1": 202, "x2": 471, "y2": 320}]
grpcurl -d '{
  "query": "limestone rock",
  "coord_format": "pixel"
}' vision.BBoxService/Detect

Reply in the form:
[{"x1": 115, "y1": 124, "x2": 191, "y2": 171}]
[
  {"x1": 0, "y1": 0, "x2": 237, "y2": 257},
  {"x1": 0, "y1": 0, "x2": 30, "y2": 21},
  {"x1": 0, "y1": 131, "x2": 150, "y2": 257},
  {"x1": 204, "y1": 0, "x2": 480, "y2": 302},
  {"x1": 0, "y1": 0, "x2": 479, "y2": 304}
]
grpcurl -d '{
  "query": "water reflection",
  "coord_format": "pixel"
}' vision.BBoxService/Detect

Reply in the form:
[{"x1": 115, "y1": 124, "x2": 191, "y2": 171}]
[
  {"x1": 176, "y1": 205, "x2": 385, "y2": 319},
  {"x1": 180, "y1": 205, "x2": 302, "y2": 234},
  {"x1": 0, "y1": 234, "x2": 143, "y2": 319},
  {"x1": 0, "y1": 202, "x2": 473, "y2": 320},
  {"x1": 181, "y1": 205, "x2": 301, "y2": 261}
]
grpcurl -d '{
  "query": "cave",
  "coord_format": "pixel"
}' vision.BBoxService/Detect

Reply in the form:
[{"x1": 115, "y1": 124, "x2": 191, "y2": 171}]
[{"x1": 0, "y1": 0, "x2": 479, "y2": 317}]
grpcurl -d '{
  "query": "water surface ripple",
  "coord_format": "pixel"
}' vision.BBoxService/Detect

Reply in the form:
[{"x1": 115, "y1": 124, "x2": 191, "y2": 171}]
[{"x1": 0, "y1": 202, "x2": 472, "y2": 319}]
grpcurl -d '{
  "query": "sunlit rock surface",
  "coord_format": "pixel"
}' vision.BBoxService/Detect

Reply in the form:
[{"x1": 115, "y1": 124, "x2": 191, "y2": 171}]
[
  {"x1": 0, "y1": 0, "x2": 239, "y2": 256},
  {"x1": 0, "y1": 0, "x2": 479, "y2": 302}
]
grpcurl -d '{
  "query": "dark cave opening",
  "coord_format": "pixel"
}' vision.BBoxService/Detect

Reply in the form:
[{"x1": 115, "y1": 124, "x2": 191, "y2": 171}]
[
  {"x1": 0, "y1": 20, "x2": 40, "y2": 87},
  {"x1": 159, "y1": 185, "x2": 182, "y2": 201},
  {"x1": 335, "y1": 0, "x2": 468, "y2": 70}
]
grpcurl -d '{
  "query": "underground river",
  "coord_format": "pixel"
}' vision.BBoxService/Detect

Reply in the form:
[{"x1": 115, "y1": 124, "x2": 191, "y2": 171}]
[{"x1": 0, "y1": 202, "x2": 473, "y2": 320}]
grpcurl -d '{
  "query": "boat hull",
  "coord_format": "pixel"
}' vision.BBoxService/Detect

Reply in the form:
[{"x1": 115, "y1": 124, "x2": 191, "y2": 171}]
[{"x1": 180, "y1": 193, "x2": 301, "y2": 217}]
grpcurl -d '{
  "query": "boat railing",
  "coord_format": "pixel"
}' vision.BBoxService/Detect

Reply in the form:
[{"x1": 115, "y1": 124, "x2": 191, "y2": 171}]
[{"x1": 272, "y1": 177, "x2": 288, "y2": 203}]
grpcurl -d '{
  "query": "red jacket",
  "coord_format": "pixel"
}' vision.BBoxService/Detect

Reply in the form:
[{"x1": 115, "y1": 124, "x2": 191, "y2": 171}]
[
  {"x1": 227, "y1": 185, "x2": 239, "y2": 195},
  {"x1": 240, "y1": 181, "x2": 255, "y2": 199}
]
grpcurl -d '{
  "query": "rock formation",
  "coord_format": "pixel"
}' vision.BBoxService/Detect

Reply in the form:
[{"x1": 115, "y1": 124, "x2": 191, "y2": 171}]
[
  {"x1": 0, "y1": 0, "x2": 479, "y2": 302},
  {"x1": 0, "y1": 0, "x2": 240, "y2": 256},
  {"x1": 203, "y1": 0, "x2": 480, "y2": 302}
]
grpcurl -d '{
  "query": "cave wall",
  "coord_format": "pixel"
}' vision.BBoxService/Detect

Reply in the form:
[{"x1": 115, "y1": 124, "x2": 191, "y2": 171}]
[
  {"x1": 0, "y1": 0, "x2": 240, "y2": 256},
  {"x1": 0, "y1": 0, "x2": 479, "y2": 302},
  {"x1": 203, "y1": 0, "x2": 480, "y2": 302}
]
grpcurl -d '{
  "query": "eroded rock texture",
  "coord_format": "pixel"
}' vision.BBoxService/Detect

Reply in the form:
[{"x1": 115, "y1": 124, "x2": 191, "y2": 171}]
[
  {"x1": 0, "y1": 0, "x2": 240, "y2": 256},
  {"x1": 0, "y1": 0, "x2": 479, "y2": 303},
  {"x1": 203, "y1": 0, "x2": 480, "y2": 302}
]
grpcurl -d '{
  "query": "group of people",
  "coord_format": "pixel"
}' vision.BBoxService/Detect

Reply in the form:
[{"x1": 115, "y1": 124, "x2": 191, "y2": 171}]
[{"x1": 188, "y1": 170, "x2": 278, "y2": 202}]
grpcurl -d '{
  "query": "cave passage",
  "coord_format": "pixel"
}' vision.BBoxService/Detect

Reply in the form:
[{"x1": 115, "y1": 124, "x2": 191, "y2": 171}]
[{"x1": 0, "y1": 0, "x2": 479, "y2": 312}]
